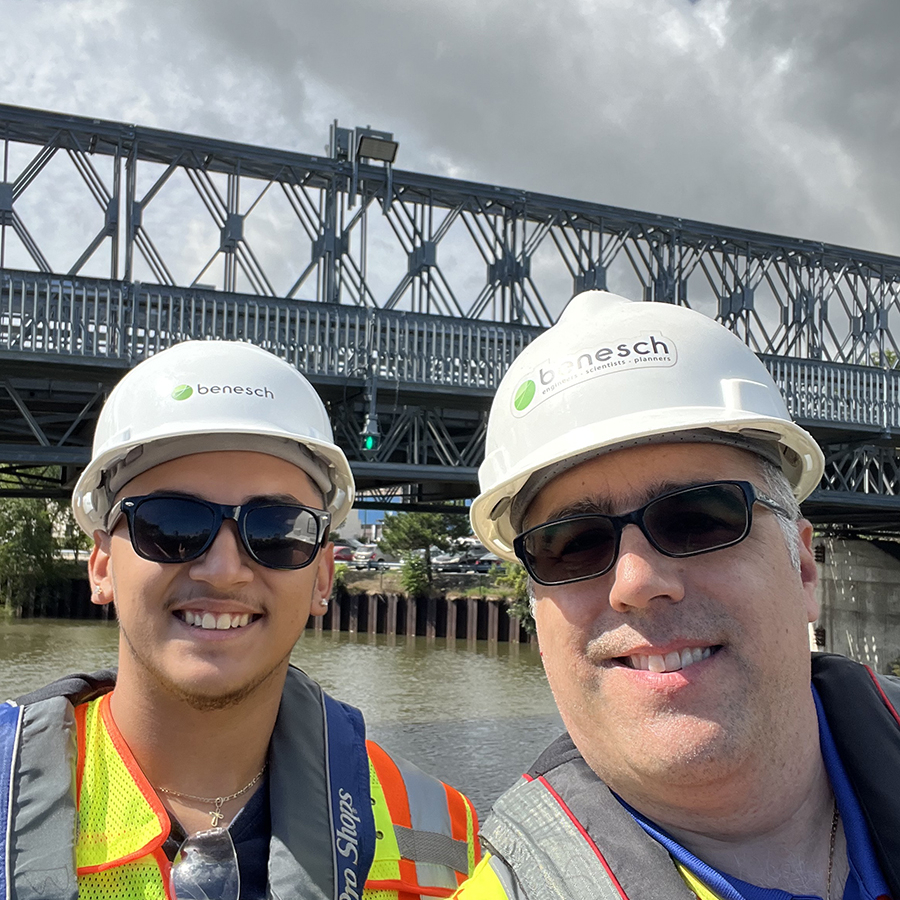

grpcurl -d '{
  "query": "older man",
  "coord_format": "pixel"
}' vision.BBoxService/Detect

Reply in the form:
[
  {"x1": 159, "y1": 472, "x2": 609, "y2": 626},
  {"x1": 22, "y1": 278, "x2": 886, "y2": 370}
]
[
  {"x1": 0, "y1": 340, "x2": 478, "y2": 900},
  {"x1": 460, "y1": 291, "x2": 900, "y2": 900}
]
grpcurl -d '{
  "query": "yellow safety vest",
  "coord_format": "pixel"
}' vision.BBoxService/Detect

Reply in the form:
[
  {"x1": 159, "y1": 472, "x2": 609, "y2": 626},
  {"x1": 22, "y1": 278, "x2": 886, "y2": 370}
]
[
  {"x1": 365, "y1": 741, "x2": 479, "y2": 898},
  {"x1": 75, "y1": 695, "x2": 171, "y2": 899},
  {"x1": 74, "y1": 695, "x2": 478, "y2": 900},
  {"x1": 455, "y1": 853, "x2": 726, "y2": 900}
]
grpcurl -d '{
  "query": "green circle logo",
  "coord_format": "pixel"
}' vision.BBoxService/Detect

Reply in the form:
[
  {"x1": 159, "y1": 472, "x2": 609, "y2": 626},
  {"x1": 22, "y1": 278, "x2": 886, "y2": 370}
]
[
  {"x1": 172, "y1": 384, "x2": 193, "y2": 401},
  {"x1": 514, "y1": 379, "x2": 536, "y2": 411}
]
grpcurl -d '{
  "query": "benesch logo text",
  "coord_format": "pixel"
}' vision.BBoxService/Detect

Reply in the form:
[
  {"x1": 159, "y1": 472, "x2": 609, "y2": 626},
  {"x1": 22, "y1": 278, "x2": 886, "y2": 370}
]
[
  {"x1": 539, "y1": 335, "x2": 671, "y2": 386},
  {"x1": 511, "y1": 332, "x2": 676, "y2": 416},
  {"x1": 183, "y1": 384, "x2": 275, "y2": 399}
]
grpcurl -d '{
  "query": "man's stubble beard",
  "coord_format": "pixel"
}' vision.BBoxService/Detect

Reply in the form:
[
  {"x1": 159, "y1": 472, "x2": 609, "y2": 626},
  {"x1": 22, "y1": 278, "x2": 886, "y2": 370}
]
[
  {"x1": 114, "y1": 576, "x2": 316, "y2": 711},
  {"x1": 568, "y1": 606, "x2": 769, "y2": 784},
  {"x1": 118, "y1": 621, "x2": 295, "y2": 711}
]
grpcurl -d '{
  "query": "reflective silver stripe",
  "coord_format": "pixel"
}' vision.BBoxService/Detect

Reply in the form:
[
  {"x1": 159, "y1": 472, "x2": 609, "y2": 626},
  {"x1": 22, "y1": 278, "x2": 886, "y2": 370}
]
[
  {"x1": 483, "y1": 778, "x2": 630, "y2": 900},
  {"x1": 389, "y1": 753, "x2": 460, "y2": 889},
  {"x1": 394, "y1": 825, "x2": 469, "y2": 875}
]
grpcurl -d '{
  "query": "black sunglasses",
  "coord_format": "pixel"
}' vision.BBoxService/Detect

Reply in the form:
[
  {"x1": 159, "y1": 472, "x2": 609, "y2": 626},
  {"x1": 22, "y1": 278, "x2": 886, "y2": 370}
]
[
  {"x1": 107, "y1": 494, "x2": 331, "y2": 570},
  {"x1": 513, "y1": 480, "x2": 790, "y2": 586}
]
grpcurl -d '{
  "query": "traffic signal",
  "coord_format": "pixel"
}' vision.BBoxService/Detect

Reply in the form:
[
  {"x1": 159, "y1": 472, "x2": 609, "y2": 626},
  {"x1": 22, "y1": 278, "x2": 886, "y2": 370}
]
[{"x1": 361, "y1": 414, "x2": 379, "y2": 458}]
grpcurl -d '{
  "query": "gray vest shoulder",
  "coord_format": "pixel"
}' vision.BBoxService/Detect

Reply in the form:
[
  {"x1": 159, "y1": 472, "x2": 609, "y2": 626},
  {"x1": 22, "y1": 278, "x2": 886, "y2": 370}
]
[
  {"x1": 8, "y1": 695, "x2": 79, "y2": 900},
  {"x1": 268, "y1": 666, "x2": 333, "y2": 899},
  {"x1": 482, "y1": 761, "x2": 695, "y2": 900}
]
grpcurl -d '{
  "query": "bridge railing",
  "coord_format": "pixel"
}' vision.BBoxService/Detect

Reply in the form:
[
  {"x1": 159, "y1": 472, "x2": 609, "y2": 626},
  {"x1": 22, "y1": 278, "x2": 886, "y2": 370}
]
[
  {"x1": 1, "y1": 270, "x2": 539, "y2": 391},
  {"x1": 764, "y1": 355, "x2": 899, "y2": 433},
  {"x1": 3, "y1": 269, "x2": 900, "y2": 432},
  {"x1": 135, "y1": 285, "x2": 538, "y2": 390},
  {"x1": 0, "y1": 271, "x2": 126, "y2": 359}
]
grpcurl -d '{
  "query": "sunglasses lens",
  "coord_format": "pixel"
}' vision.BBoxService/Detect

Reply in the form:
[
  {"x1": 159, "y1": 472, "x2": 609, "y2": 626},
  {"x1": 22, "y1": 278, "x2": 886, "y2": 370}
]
[
  {"x1": 519, "y1": 482, "x2": 756, "y2": 585},
  {"x1": 245, "y1": 506, "x2": 321, "y2": 569},
  {"x1": 644, "y1": 483, "x2": 749, "y2": 555},
  {"x1": 132, "y1": 497, "x2": 216, "y2": 562},
  {"x1": 171, "y1": 827, "x2": 239, "y2": 900},
  {"x1": 522, "y1": 517, "x2": 618, "y2": 584}
]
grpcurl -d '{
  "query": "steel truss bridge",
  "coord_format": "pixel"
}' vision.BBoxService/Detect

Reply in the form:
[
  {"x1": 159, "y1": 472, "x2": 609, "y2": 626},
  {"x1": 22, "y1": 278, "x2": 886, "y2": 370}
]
[{"x1": 2, "y1": 104, "x2": 900, "y2": 530}]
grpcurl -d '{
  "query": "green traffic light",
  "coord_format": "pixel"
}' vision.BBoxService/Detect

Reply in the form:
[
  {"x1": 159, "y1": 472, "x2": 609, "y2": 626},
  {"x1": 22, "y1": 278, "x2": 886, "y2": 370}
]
[{"x1": 363, "y1": 434, "x2": 377, "y2": 451}]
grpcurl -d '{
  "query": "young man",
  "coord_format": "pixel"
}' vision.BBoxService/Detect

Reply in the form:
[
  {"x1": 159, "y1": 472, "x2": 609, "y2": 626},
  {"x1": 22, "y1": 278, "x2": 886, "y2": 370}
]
[
  {"x1": 0, "y1": 340, "x2": 478, "y2": 900},
  {"x1": 460, "y1": 291, "x2": 900, "y2": 899}
]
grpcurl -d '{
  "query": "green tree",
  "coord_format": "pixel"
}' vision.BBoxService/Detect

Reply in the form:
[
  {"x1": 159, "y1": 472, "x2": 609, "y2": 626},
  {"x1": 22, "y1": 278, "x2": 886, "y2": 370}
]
[
  {"x1": 48, "y1": 498, "x2": 93, "y2": 564},
  {"x1": 0, "y1": 489, "x2": 92, "y2": 611},
  {"x1": 399, "y1": 553, "x2": 431, "y2": 599},
  {"x1": 871, "y1": 349, "x2": 899, "y2": 368},
  {"x1": 0, "y1": 498, "x2": 59, "y2": 609},
  {"x1": 378, "y1": 511, "x2": 471, "y2": 585},
  {"x1": 497, "y1": 562, "x2": 536, "y2": 635}
]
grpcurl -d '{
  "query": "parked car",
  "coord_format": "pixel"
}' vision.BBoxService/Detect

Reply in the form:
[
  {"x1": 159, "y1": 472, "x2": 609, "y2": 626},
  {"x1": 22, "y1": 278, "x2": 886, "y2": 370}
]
[
  {"x1": 434, "y1": 544, "x2": 490, "y2": 573},
  {"x1": 471, "y1": 552, "x2": 503, "y2": 573},
  {"x1": 352, "y1": 544, "x2": 397, "y2": 569},
  {"x1": 333, "y1": 544, "x2": 356, "y2": 562}
]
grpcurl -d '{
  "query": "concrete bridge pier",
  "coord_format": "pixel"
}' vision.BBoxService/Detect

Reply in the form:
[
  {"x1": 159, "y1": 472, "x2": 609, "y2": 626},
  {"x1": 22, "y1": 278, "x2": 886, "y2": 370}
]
[{"x1": 814, "y1": 537, "x2": 900, "y2": 675}]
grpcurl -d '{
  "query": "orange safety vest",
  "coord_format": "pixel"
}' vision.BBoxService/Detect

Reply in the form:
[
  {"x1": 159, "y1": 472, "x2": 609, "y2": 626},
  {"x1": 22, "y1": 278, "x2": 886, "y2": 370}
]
[{"x1": 366, "y1": 741, "x2": 480, "y2": 900}]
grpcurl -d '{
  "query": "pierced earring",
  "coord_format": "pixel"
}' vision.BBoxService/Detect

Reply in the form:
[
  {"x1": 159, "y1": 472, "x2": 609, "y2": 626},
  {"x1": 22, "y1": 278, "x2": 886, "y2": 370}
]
[
  {"x1": 94, "y1": 585, "x2": 102, "y2": 595},
  {"x1": 320, "y1": 598, "x2": 329, "y2": 609}
]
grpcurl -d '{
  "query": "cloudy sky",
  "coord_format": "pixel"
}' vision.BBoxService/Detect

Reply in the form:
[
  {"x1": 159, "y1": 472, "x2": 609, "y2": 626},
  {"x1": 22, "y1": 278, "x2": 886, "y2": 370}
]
[{"x1": 2, "y1": 0, "x2": 898, "y2": 266}]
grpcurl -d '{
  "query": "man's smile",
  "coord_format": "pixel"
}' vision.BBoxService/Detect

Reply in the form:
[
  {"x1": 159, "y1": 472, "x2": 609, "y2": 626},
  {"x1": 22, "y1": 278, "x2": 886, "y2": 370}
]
[
  {"x1": 614, "y1": 645, "x2": 721, "y2": 673},
  {"x1": 174, "y1": 610, "x2": 261, "y2": 630}
]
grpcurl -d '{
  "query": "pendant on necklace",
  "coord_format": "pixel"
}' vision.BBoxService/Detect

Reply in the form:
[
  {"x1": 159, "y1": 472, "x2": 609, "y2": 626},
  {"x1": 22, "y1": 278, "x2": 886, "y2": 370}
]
[{"x1": 209, "y1": 798, "x2": 225, "y2": 828}]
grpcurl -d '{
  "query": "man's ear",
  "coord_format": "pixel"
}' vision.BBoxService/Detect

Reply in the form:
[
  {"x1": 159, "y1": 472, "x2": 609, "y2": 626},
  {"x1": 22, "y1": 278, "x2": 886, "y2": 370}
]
[
  {"x1": 309, "y1": 544, "x2": 335, "y2": 617},
  {"x1": 797, "y1": 519, "x2": 819, "y2": 624},
  {"x1": 88, "y1": 532, "x2": 115, "y2": 606}
]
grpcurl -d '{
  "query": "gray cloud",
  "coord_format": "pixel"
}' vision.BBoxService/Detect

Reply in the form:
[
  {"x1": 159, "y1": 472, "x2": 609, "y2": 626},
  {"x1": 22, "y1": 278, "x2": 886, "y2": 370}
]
[{"x1": 1, "y1": 0, "x2": 898, "y2": 265}]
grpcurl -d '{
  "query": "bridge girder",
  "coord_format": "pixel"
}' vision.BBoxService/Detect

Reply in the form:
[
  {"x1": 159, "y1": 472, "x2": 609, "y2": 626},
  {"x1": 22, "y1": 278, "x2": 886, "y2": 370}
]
[
  {"x1": 1, "y1": 103, "x2": 900, "y2": 364},
  {"x1": 2, "y1": 105, "x2": 900, "y2": 527}
]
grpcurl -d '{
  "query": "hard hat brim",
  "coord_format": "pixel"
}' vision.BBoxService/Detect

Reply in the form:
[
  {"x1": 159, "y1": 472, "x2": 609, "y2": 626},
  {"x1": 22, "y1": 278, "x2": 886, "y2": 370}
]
[{"x1": 471, "y1": 410, "x2": 824, "y2": 560}]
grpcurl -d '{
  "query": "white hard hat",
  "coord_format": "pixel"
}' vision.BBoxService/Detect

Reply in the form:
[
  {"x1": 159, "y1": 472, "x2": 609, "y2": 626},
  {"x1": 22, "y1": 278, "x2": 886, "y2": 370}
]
[
  {"x1": 72, "y1": 340, "x2": 355, "y2": 534},
  {"x1": 471, "y1": 291, "x2": 825, "y2": 560}
]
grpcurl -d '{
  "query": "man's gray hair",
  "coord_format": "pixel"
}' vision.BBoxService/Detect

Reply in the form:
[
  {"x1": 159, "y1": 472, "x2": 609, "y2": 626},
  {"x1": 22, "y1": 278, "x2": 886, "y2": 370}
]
[{"x1": 754, "y1": 456, "x2": 803, "y2": 571}]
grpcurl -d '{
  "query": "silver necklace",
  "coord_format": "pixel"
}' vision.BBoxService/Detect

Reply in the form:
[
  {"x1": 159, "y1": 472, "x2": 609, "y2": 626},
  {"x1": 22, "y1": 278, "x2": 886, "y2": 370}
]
[
  {"x1": 826, "y1": 798, "x2": 839, "y2": 900},
  {"x1": 158, "y1": 764, "x2": 267, "y2": 827}
]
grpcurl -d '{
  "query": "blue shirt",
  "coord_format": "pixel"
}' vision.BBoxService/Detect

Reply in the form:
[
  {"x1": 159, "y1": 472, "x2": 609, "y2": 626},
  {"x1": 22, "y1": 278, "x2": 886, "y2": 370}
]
[{"x1": 618, "y1": 687, "x2": 891, "y2": 900}]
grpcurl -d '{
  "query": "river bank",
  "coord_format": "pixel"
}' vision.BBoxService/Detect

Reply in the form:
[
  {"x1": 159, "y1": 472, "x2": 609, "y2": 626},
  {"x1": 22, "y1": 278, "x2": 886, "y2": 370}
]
[{"x1": 7, "y1": 568, "x2": 534, "y2": 644}]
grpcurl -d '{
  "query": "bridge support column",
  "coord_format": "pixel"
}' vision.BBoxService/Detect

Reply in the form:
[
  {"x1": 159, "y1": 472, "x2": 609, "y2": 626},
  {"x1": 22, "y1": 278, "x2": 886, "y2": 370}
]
[
  {"x1": 425, "y1": 597, "x2": 437, "y2": 643},
  {"x1": 487, "y1": 601, "x2": 499, "y2": 645}
]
